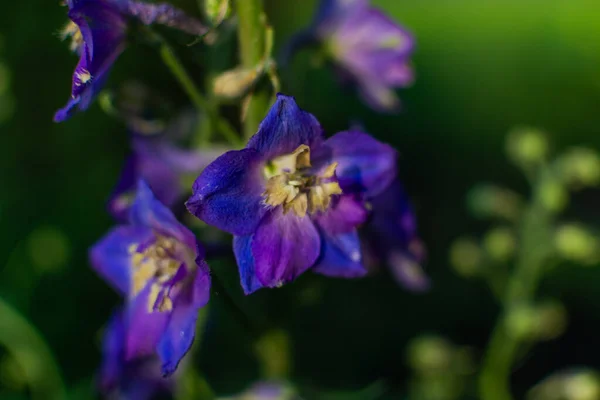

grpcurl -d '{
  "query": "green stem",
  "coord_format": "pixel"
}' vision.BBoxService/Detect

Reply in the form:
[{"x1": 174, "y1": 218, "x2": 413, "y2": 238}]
[
  {"x1": 0, "y1": 297, "x2": 66, "y2": 400},
  {"x1": 235, "y1": 0, "x2": 271, "y2": 139},
  {"x1": 159, "y1": 43, "x2": 241, "y2": 146},
  {"x1": 478, "y1": 171, "x2": 555, "y2": 400}
]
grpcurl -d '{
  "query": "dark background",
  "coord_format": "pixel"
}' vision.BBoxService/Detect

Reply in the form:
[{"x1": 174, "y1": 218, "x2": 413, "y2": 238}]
[{"x1": 1, "y1": 0, "x2": 600, "y2": 398}]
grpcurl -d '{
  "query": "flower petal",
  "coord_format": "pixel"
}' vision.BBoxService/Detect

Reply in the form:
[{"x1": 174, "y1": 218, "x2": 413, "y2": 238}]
[
  {"x1": 247, "y1": 94, "x2": 323, "y2": 160},
  {"x1": 156, "y1": 263, "x2": 210, "y2": 376},
  {"x1": 130, "y1": 180, "x2": 196, "y2": 249},
  {"x1": 90, "y1": 225, "x2": 154, "y2": 295},
  {"x1": 313, "y1": 230, "x2": 367, "y2": 278},
  {"x1": 123, "y1": 1, "x2": 208, "y2": 36},
  {"x1": 313, "y1": 130, "x2": 397, "y2": 197},
  {"x1": 125, "y1": 284, "x2": 169, "y2": 360},
  {"x1": 233, "y1": 235, "x2": 265, "y2": 295},
  {"x1": 99, "y1": 310, "x2": 126, "y2": 392},
  {"x1": 388, "y1": 250, "x2": 430, "y2": 292},
  {"x1": 186, "y1": 149, "x2": 267, "y2": 236},
  {"x1": 314, "y1": 194, "x2": 368, "y2": 235},
  {"x1": 251, "y1": 209, "x2": 320, "y2": 288}
]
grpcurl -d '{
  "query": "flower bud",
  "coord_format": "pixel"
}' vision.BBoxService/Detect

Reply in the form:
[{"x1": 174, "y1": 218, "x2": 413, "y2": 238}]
[
  {"x1": 557, "y1": 147, "x2": 600, "y2": 189},
  {"x1": 505, "y1": 304, "x2": 538, "y2": 340},
  {"x1": 467, "y1": 185, "x2": 523, "y2": 221},
  {"x1": 506, "y1": 127, "x2": 549, "y2": 168},
  {"x1": 483, "y1": 227, "x2": 516, "y2": 262},
  {"x1": 528, "y1": 369, "x2": 600, "y2": 400},
  {"x1": 555, "y1": 224, "x2": 598, "y2": 265},
  {"x1": 255, "y1": 330, "x2": 291, "y2": 380},
  {"x1": 449, "y1": 238, "x2": 483, "y2": 277},
  {"x1": 407, "y1": 336, "x2": 454, "y2": 375},
  {"x1": 27, "y1": 226, "x2": 71, "y2": 274},
  {"x1": 537, "y1": 179, "x2": 569, "y2": 213},
  {"x1": 205, "y1": 0, "x2": 230, "y2": 26},
  {"x1": 536, "y1": 300, "x2": 568, "y2": 341},
  {"x1": 213, "y1": 67, "x2": 260, "y2": 99}
]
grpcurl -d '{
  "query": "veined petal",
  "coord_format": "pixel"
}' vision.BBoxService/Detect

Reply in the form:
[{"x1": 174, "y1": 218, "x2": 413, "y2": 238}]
[
  {"x1": 313, "y1": 230, "x2": 367, "y2": 278},
  {"x1": 247, "y1": 94, "x2": 324, "y2": 160},
  {"x1": 233, "y1": 235, "x2": 265, "y2": 295},
  {"x1": 186, "y1": 149, "x2": 267, "y2": 236},
  {"x1": 157, "y1": 264, "x2": 210, "y2": 377},
  {"x1": 130, "y1": 180, "x2": 196, "y2": 249},
  {"x1": 90, "y1": 225, "x2": 154, "y2": 295},
  {"x1": 251, "y1": 209, "x2": 320, "y2": 288},
  {"x1": 314, "y1": 194, "x2": 368, "y2": 235},
  {"x1": 313, "y1": 130, "x2": 397, "y2": 197}
]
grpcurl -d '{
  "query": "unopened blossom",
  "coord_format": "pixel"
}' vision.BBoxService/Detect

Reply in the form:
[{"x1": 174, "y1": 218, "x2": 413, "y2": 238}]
[
  {"x1": 186, "y1": 94, "x2": 397, "y2": 294},
  {"x1": 99, "y1": 310, "x2": 176, "y2": 400},
  {"x1": 365, "y1": 180, "x2": 429, "y2": 291},
  {"x1": 55, "y1": 0, "x2": 207, "y2": 122},
  {"x1": 91, "y1": 180, "x2": 211, "y2": 376},
  {"x1": 109, "y1": 113, "x2": 227, "y2": 221},
  {"x1": 288, "y1": 0, "x2": 414, "y2": 112}
]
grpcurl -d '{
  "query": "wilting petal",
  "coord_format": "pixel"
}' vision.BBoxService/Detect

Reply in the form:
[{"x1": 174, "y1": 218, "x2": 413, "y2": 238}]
[
  {"x1": 123, "y1": 1, "x2": 208, "y2": 35},
  {"x1": 125, "y1": 284, "x2": 169, "y2": 359},
  {"x1": 233, "y1": 235, "x2": 265, "y2": 295},
  {"x1": 313, "y1": 230, "x2": 366, "y2": 278},
  {"x1": 187, "y1": 149, "x2": 267, "y2": 236},
  {"x1": 314, "y1": 194, "x2": 368, "y2": 235},
  {"x1": 313, "y1": 130, "x2": 397, "y2": 197},
  {"x1": 247, "y1": 94, "x2": 323, "y2": 160},
  {"x1": 130, "y1": 180, "x2": 196, "y2": 248},
  {"x1": 90, "y1": 225, "x2": 154, "y2": 294},
  {"x1": 251, "y1": 209, "x2": 321, "y2": 288}
]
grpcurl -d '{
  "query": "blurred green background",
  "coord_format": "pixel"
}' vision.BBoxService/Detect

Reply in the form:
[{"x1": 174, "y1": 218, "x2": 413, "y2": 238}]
[{"x1": 1, "y1": 0, "x2": 600, "y2": 398}]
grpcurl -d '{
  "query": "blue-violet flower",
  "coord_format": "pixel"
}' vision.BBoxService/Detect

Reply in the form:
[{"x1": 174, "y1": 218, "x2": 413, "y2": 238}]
[
  {"x1": 186, "y1": 94, "x2": 397, "y2": 294},
  {"x1": 91, "y1": 180, "x2": 211, "y2": 376},
  {"x1": 55, "y1": 0, "x2": 207, "y2": 122},
  {"x1": 365, "y1": 179, "x2": 429, "y2": 291},
  {"x1": 99, "y1": 310, "x2": 176, "y2": 399},
  {"x1": 290, "y1": 0, "x2": 414, "y2": 112}
]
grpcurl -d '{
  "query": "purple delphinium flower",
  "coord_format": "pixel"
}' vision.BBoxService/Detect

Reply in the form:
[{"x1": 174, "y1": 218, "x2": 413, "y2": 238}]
[
  {"x1": 91, "y1": 180, "x2": 211, "y2": 376},
  {"x1": 100, "y1": 310, "x2": 175, "y2": 400},
  {"x1": 109, "y1": 117, "x2": 227, "y2": 221},
  {"x1": 55, "y1": 0, "x2": 207, "y2": 122},
  {"x1": 365, "y1": 180, "x2": 429, "y2": 291},
  {"x1": 289, "y1": 0, "x2": 414, "y2": 112},
  {"x1": 186, "y1": 94, "x2": 397, "y2": 294}
]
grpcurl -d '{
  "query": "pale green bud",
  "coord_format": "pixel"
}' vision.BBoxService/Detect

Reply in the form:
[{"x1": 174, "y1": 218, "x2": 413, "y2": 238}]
[
  {"x1": 255, "y1": 330, "x2": 292, "y2": 380},
  {"x1": 537, "y1": 179, "x2": 569, "y2": 213},
  {"x1": 535, "y1": 300, "x2": 568, "y2": 341},
  {"x1": 506, "y1": 127, "x2": 549, "y2": 168},
  {"x1": 407, "y1": 336, "x2": 454, "y2": 375},
  {"x1": 27, "y1": 226, "x2": 71, "y2": 274},
  {"x1": 558, "y1": 147, "x2": 600, "y2": 189},
  {"x1": 213, "y1": 67, "x2": 260, "y2": 99},
  {"x1": 483, "y1": 227, "x2": 516, "y2": 262},
  {"x1": 205, "y1": 0, "x2": 230, "y2": 26},
  {"x1": 555, "y1": 224, "x2": 598, "y2": 264},
  {"x1": 528, "y1": 369, "x2": 600, "y2": 400},
  {"x1": 505, "y1": 304, "x2": 538, "y2": 340},
  {"x1": 449, "y1": 237, "x2": 483, "y2": 277},
  {"x1": 467, "y1": 185, "x2": 523, "y2": 221}
]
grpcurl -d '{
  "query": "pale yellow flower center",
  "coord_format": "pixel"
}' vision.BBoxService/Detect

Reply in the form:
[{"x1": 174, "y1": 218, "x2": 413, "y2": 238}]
[
  {"x1": 263, "y1": 145, "x2": 342, "y2": 218},
  {"x1": 129, "y1": 236, "x2": 192, "y2": 313}
]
